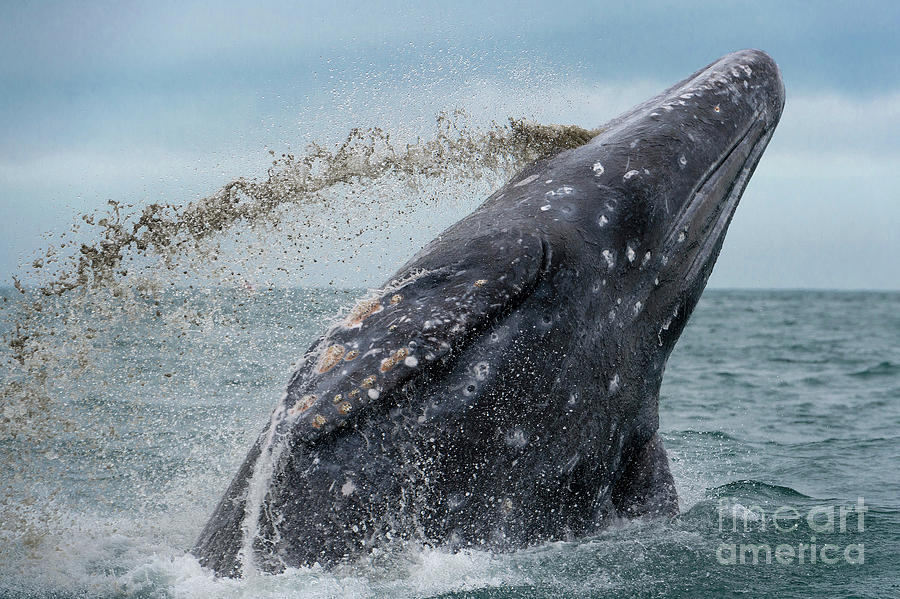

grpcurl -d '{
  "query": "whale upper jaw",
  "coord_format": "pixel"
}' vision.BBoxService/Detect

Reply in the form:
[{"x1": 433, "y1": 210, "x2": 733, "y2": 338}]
[
  {"x1": 657, "y1": 50, "x2": 785, "y2": 301},
  {"x1": 540, "y1": 49, "x2": 786, "y2": 331}
]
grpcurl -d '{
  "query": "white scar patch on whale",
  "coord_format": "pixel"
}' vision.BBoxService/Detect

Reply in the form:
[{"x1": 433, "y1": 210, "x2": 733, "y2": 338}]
[
  {"x1": 515, "y1": 175, "x2": 538, "y2": 187},
  {"x1": 602, "y1": 250, "x2": 615, "y2": 269},
  {"x1": 609, "y1": 374, "x2": 620, "y2": 393},
  {"x1": 592, "y1": 161, "x2": 604, "y2": 175},
  {"x1": 598, "y1": 215, "x2": 609, "y2": 227},
  {"x1": 626, "y1": 245, "x2": 636, "y2": 262},
  {"x1": 624, "y1": 170, "x2": 640, "y2": 180}
]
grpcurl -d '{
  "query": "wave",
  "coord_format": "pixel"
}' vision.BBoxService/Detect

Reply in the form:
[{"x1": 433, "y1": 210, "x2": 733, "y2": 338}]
[
  {"x1": 848, "y1": 361, "x2": 899, "y2": 378},
  {"x1": 708, "y1": 480, "x2": 811, "y2": 501}
]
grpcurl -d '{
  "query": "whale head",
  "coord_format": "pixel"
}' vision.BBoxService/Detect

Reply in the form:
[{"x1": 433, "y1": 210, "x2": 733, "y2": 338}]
[{"x1": 551, "y1": 49, "x2": 785, "y2": 349}]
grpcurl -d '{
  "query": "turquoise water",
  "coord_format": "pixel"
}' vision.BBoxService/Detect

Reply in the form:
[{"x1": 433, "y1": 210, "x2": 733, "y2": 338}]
[{"x1": 1, "y1": 288, "x2": 898, "y2": 598}]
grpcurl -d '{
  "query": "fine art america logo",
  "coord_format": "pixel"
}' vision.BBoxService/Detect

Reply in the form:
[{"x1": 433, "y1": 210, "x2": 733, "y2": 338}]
[{"x1": 716, "y1": 498, "x2": 867, "y2": 565}]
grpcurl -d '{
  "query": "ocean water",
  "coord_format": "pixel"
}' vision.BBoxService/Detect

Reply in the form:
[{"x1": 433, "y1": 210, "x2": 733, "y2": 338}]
[{"x1": 1, "y1": 287, "x2": 897, "y2": 598}]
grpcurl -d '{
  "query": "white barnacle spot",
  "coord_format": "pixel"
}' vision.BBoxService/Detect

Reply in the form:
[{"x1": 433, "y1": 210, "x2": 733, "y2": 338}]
[
  {"x1": 678, "y1": 231, "x2": 686, "y2": 242},
  {"x1": 472, "y1": 361, "x2": 490, "y2": 381},
  {"x1": 514, "y1": 174, "x2": 538, "y2": 187},
  {"x1": 740, "y1": 64, "x2": 753, "y2": 77},
  {"x1": 601, "y1": 250, "x2": 615, "y2": 269},
  {"x1": 714, "y1": 104, "x2": 721, "y2": 113},
  {"x1": 592, "y1": 161, "x2": 604, "y2": 176},
  {"x1": 608, "y1": 310, "x2": 616, "y2": 321},
  {"x1": 556, "y1": 186, "x2": 574, "y2": 195},
  {"x1": 634, "y1": 301, "x2": 643, "y2": 315},
  {"x1": 623, "y1": 169, "x2": 640, "y2": 180},
  {"x1": 642, "y1": 251, "x2": 651, "y2": 265},
  {"x1": 626, "y1": 245, "x2": 636, "y2": 263},
  {"x1": 679, "y1": 155, "x2": 687, "y2": 167},
  {"x1": 505, "y1": 428, "x2": 528, "y2": 448},
  {"x1": 598, "y1": 215, "x2": 609, "y2": 227},
  {"x1": 661, "y1": 255, "x2": 669, "y2": 266},
  {"x1": 545, "y1": 179, "x2": 553, "y2": 184},
  {"x1": 341, "y1": 479, "x2": 357, "y2": 496},
  {"x1": 540, "y1": 204, "x2": 552, "y2": 211},
  {"x1": 404, "y1": 355, "x2": 419, "y2": 368},
  {"x1": 608, "y1": 374, "x2": 620, "y2": 394},
  {"x1": 654, "y1": 277, "x2": 659, "y2": 286},
  {"x1": 290, "y1": 394, "x2": 318, "y2": 415},
  {"x1": 367, "y1": 388, "x2": 380, "y2": 400}
]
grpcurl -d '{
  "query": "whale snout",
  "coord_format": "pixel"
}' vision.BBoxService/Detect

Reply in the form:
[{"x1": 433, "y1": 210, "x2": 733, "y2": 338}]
[{"x1": 704, "y1": 49, "x2": 785, "y2": 122}]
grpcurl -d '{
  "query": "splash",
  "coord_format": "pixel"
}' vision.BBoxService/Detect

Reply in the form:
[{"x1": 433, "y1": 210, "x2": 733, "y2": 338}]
[
  {"x1": 2, "y1": 111, "x2": 597, "y2": 415},
  {"x1": 0, "y1": 111, "x2": 598, "y2": 572}
]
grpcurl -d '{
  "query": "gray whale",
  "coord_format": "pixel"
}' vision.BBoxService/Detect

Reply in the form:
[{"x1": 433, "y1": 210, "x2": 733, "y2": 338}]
[{"x1": 194, "y1": 49, "x2": 785, "y2": 576}]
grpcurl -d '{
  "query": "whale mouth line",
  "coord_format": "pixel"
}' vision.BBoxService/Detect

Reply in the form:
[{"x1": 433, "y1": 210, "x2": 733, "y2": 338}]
[
  {"x1": 684, "y1": 121, "x2": 773, "y2": 281},
  {"x1": 664, "y1": 109, "x2": 763, "y2": 246}
]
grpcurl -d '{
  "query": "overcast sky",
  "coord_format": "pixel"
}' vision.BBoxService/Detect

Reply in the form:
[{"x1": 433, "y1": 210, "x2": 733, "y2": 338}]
[{"x1": 2, "y1": 0, "x2": 898, "y2": 289}]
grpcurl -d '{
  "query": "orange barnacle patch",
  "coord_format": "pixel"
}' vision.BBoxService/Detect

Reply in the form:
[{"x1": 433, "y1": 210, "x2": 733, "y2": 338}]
[
  {"x1": 347, "y1": 388, "x2": 360, "y2": 399},
  {"x1": 474, "y1": 279, "x2": 488, "y2": 287},
  {"x1": 337, "y1": 401, "x2": 353, "y2": 415},
  {"x1": 333, "y1": 393, "x2": 343, "y2": 404},
  {"x1": 390, "y1": 294, "x2": 403, "y2": 304},
  {"x1": 290, "y1": 394, "x2": 318, "y2": 415},
  {"x1": 344, "y1": 349, "x2": 359, "y2": 361},
  {"x1": 317, "y1": 344, "x2": 346, "y2": 373},
  {"x1": 346, "y1": 298, "x2": 383, "y2": 327},
  {"x1": 311, "y1": 414, "x2": 327, "y2": 429},
  {"x1": 380, "y1": 347, "x2": 410, "y2": 372},
  {"x1": 361, "y1": 375, "x2": 377, "y2": 389}
]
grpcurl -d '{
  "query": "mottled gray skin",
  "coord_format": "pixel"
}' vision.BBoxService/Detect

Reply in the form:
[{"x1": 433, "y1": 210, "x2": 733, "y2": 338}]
[{"x1": 194, "y1": 49, "x2": 784, "y2": 576}]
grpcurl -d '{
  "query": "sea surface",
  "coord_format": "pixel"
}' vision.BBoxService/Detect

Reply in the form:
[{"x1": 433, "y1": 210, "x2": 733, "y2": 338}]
[{"x1": 1, "y1": 287, "x2": 898, "y2": 598}]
